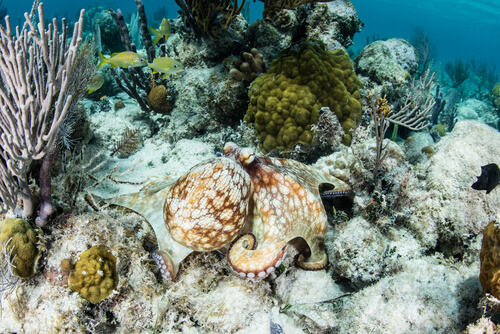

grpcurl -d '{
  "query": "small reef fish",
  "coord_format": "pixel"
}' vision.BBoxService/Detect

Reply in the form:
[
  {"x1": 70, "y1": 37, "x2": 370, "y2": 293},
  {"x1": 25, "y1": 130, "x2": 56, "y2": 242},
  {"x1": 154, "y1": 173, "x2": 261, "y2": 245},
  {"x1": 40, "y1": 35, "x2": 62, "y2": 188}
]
[
  {"x1": 87, "y1": 73, "x2": 105, "y2": 94},
  {"x1": 147, "y1": 57, "x2": 184, "y2": 79},
  {"x1": 149, "y1": 18, "x2": 171, "y2": 46},
  {"x1": 472, "y1": 163, "x2": 500, "y2": 194},
  {"x1": 98, "y1": 51, "x2": 147, "y2": 69}
]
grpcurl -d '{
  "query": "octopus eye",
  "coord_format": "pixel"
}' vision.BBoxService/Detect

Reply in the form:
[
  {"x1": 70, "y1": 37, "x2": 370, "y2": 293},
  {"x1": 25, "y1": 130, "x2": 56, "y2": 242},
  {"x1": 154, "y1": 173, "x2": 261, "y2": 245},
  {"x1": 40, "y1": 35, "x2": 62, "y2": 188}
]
[{"x1": 240, "y1": 148, "x2": 255, "y2": 166}]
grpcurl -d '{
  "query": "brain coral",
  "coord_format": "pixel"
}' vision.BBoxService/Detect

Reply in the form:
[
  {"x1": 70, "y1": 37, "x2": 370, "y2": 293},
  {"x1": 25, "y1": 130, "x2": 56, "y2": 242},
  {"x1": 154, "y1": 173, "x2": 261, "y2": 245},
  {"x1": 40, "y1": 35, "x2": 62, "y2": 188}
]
[
  {"x1": 244, "y1": 39, "x2": 362, "y2": 153},
  {"x1": 69, "y1": 245, "x2": 118, "y2": 303},
  {"x1": 480, "y1": 221, "x2": 500, "y2": 299},
  {"x1": 0, "y1": 218, "x2": 43, "y2": 278}
]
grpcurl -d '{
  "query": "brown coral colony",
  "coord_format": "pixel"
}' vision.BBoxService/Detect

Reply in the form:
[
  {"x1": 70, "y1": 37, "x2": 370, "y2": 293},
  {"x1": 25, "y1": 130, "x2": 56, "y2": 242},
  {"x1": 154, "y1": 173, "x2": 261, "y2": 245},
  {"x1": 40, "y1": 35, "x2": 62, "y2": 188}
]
[{"x1": 230, "y1": 48, "x2": 265, "y2": 82}]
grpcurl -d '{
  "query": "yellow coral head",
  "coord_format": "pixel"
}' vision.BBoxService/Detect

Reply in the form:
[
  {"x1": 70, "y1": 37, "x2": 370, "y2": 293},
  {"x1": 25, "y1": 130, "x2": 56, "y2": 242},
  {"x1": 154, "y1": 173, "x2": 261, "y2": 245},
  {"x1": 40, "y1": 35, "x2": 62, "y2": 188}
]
[
  {"x1": 68, "y1": 245, "x2": 118, "y2": 303},
  {"x1": 0, "y1": 218, "x2": 43, "y2": 278}
]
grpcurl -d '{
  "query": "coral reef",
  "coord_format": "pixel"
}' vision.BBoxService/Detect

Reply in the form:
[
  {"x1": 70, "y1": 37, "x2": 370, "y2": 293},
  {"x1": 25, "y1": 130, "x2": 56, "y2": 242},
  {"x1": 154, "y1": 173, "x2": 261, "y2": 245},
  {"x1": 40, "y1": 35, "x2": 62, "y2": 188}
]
[
  {"x1": 245, "y1": 39, "x2": 362, "y2": 153},
  {"x1": 3, "y1": 0, "x2": 500, "y2": 331},
  {"x1": 0, "y1": 218, "x2": 43, "y2": 278},
  {"x1": 87, "y1": 9, "x2": 124, "y2": 53},
  {"x1": 0, "y1": 3, "x2": 86, "y2": 218},
  {"x1": 69, "y1": 245, "x2": 118, "y2": 303},
  {"x1": 246, "y1": 1, "x2": 362, "y2": 64},
  {"x1": 230, "y1": 48, "x2": 265, "y2": 82},
  {"x1": 335, "y1": 256, "x2": 481, "y2": 332},
  {"x1": 246, "y1": 19, "x2": 296, "y2": 66},
  {"x1": 174, "y1": 0, "x2": 245, "y2": 38},
  {"x1": 259, "y1": 0, "x2": 334, "y2": 18},
  {"x1": 491, "y1": 82, "x2": 500, "y2": 108},
  {"x1": 147, "y1": 85, "x2": 175, "y2": 114},
  {"x1": 418, "y1": 121, "x2": 500, "y2": 248},
  {"x1": 304, "y1": 0, "x2": 363, "y2": 51},
  {"x1": 354, "y1": 38, "x2": 417, "y2": 101}
]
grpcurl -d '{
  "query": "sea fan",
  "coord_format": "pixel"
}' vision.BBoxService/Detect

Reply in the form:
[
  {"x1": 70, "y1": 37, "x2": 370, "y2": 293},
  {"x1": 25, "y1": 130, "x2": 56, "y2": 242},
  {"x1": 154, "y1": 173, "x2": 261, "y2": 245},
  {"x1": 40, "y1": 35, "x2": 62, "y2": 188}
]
[{"x1": 111, "y1": 127, "x2": 141, "y2": 157}]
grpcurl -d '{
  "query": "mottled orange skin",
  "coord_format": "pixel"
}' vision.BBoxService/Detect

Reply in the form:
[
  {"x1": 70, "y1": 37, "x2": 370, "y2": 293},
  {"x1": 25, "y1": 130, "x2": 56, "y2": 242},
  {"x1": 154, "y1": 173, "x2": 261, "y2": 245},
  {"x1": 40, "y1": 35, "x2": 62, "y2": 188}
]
[
  {"x1": 224, "y1": 143, "x2": 352, "y2": 278},
  {"x1": 165, "y1": 158, "x2": 251, "y2": 251}
]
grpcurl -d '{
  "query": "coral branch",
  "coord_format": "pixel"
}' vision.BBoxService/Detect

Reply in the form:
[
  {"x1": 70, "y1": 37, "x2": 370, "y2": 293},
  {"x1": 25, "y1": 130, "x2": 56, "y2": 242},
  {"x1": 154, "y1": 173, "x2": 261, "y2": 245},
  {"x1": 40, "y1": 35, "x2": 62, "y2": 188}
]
[
  {"x1": 0, "y1": 3, "x2": 85, "y2": 217},
  {"x1": 257, "y1": 0, "x2": 335, "y2": 17},
  {"x1": 386, "y1": 68, "x2": 436, "y2": 131},
  {"x1": 109, "y1": 2, "x2": 153, "y2": 112},
  {"x1": 175, "y1": 0, "x2": 246, "y2": 37}
]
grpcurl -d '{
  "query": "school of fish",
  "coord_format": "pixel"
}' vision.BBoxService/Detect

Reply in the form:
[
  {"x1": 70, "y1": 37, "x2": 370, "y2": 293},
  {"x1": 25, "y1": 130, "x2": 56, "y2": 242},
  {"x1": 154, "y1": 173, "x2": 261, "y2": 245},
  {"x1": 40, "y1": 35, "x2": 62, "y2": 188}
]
[{"x1": 93, "y1": 18, "x2": 182, "y2": 92}]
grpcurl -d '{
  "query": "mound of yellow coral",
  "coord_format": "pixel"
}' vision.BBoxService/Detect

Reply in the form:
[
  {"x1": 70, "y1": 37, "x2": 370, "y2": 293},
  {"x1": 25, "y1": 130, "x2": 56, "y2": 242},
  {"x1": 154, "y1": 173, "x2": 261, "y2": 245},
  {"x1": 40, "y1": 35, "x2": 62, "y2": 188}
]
[
  {"x1": 69, "y1": 245, "x2": 118, "y2": 303},
  {"x1": 245, "y1": 40, "x2": 362, "y2": 153},
  {"x1": 0, "y1": 218, "x2": 43, "y2": 278},
  {"x1": 480, "y1": 221, "x2": 500, "y2": 298}
]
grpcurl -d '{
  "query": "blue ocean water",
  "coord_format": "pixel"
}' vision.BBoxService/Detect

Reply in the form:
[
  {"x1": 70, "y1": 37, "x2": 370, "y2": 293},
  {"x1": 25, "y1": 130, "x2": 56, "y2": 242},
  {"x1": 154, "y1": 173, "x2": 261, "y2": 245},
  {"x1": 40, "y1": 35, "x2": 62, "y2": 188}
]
[
  {"x1": 351, "y1": 0, "x2": 500, "y2": 72},
  {"x1": 4, "y1": 0, "x2": 498, "y2": 73},
  {"x1": 2, "y1": 0, "x2": 263, "y2": 27}
]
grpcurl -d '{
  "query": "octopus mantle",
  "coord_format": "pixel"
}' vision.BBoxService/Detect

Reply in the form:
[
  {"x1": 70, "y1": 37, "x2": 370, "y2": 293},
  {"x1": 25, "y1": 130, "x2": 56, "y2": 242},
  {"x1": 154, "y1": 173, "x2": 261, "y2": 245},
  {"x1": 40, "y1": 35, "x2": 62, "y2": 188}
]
[{"x1": 108, "y1": 143, "x2": 352, "y2": 280}]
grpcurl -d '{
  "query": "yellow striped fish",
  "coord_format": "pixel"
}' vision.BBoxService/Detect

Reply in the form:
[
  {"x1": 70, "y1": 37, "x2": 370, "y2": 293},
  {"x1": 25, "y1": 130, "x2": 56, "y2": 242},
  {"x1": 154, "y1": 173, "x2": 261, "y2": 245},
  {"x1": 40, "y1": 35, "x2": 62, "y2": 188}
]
[
  {"x1": 98, "y1": 51, "x2": 147, "y2": 69},
  {"x1": 88, "y1": 73, "x2": 105, "y2": 94},
  {"x1": 147, "y1": 57, "x2": 184, "y2": 79},
  {"x1": 149, "y1": 18, "x2": 171, "y2": 46}
]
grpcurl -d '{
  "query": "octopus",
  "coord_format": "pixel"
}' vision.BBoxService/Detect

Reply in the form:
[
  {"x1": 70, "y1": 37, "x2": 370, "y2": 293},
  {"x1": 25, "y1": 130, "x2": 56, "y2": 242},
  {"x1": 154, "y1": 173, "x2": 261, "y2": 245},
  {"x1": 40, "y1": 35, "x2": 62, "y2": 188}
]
[{"x1": 107, "y1": 143, "x2": 352, "y2": 280}]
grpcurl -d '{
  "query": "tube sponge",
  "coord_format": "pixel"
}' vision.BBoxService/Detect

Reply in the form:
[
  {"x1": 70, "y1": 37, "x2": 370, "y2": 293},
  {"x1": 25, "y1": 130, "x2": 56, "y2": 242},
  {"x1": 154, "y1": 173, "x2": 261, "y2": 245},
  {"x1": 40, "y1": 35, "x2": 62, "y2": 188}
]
[
  {"x1": 245, "y1": 39, "x2": 362, "y2": 153},
  {"x1": 69, "y1": 245, "x2": 118, "y2": 303},
  {"x1": 0, "y1": 218, "x2": 43, "y2": 278}
]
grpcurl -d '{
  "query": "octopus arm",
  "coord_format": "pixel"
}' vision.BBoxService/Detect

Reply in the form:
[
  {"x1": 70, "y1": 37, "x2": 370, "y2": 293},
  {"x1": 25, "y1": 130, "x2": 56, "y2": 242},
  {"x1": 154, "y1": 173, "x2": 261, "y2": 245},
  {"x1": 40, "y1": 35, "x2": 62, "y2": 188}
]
[
  {"x1": 105, "y1": 180, "x2": 193, "y2": 280},
  {"x1": 290, "y1": 236, "x2": 328, "y2": 270},
  {"x1": 227, "y1": 233, "x2": 288, "y2": 279},
  {"x1": 262, "y1": 157, "x2": 352, "y2": 199}
]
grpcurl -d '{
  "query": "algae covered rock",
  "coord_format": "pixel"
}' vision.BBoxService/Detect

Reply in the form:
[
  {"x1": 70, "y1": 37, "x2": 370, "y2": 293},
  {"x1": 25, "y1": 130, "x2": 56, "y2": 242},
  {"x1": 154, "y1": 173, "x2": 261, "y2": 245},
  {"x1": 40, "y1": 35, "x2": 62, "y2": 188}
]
[
  {"x1": 354, "y1": 38, "x2": 417, "y2": 101},
  {"x1": 305, "y1": 0, "x2": 363, "y2": 51},
  {"x1": 245, "y1": 39, "x2": 362, "y2": 153},
  {"x1": 69, "y1": 245, "x2": 118, "y2": 303},
  {"x1": 0, "y1": 218, "x2": 43, "y2": 278}
]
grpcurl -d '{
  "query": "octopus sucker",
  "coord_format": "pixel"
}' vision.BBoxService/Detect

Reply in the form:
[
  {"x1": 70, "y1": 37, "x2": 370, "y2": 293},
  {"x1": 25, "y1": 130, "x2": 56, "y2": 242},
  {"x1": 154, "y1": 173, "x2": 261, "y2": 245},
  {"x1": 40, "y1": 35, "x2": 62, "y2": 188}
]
[{"x1": 151, "y1": 251, "x2": 175, "y2": 281}]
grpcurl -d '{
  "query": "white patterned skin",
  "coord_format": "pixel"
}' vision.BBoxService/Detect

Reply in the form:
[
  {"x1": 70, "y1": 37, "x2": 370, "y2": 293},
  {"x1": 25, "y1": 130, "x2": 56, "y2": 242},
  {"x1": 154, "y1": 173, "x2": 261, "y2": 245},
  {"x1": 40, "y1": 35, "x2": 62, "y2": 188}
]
[
  {"x1": 164, "y1": 158, "x2": 251, "y2": 251},
  {"x1": 223, "y1": 142, "x2": 352, "y2": 279}
]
